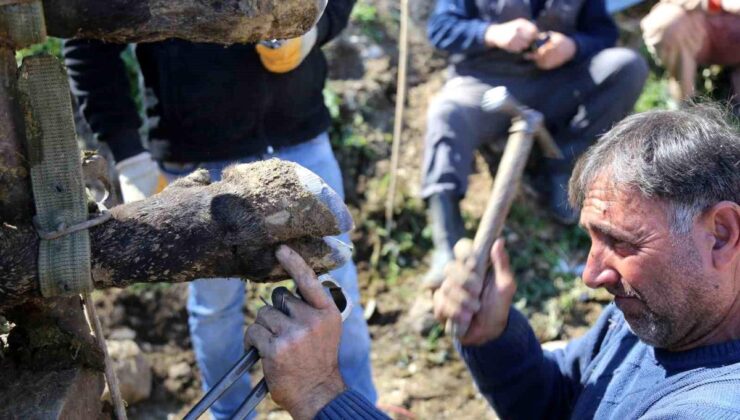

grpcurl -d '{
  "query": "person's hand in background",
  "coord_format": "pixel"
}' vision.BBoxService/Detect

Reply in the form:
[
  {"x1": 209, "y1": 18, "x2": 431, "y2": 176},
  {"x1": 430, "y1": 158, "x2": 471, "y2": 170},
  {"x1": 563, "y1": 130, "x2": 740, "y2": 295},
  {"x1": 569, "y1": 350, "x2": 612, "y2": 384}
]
[
  {"x1": 484, "y1": 18, "x2": 539, "y2": 53},
  {"x1": 524, "y1": 32, "x2": 577, "y2": 70}
]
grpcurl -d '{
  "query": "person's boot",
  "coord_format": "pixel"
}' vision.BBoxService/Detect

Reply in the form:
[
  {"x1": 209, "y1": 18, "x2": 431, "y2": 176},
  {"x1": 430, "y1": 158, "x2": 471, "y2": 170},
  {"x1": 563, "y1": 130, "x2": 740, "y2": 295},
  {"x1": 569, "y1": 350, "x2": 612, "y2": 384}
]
[{"x1": 422, "y1": 191, "x2": 465, "y2": 290}]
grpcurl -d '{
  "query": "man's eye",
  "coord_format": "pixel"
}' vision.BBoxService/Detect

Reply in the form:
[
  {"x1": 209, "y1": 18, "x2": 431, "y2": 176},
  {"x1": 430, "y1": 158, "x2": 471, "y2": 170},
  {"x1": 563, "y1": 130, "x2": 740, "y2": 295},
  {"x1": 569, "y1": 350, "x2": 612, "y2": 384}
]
[{"x1": 612, "y1": 240, "x2": 636, "y2": 255}]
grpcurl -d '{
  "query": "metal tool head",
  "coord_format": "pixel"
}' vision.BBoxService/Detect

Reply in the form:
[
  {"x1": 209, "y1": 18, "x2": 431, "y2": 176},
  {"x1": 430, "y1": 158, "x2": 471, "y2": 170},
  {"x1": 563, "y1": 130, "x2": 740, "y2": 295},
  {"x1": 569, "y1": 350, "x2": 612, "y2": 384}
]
[
  {"x1": 318, "y1": 275, "x2": 353, "y2": 321},
  {"x1": 481, "y1": 86, "x2": 563, "y2": 159},
  {"x1": 534, "y1": 124, "x2": 563, "y2": 159},
  {"x1": 481, "y1": 86, "x2": 523, "y2": 118}
]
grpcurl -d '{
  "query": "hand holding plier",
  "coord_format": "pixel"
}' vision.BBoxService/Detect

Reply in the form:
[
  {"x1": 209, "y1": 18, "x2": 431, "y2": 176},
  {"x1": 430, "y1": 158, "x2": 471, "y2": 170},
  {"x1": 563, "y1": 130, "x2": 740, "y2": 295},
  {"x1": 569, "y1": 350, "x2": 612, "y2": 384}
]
[{"x1": 184, "y1": 245, "x2": 352, "y2": 420}]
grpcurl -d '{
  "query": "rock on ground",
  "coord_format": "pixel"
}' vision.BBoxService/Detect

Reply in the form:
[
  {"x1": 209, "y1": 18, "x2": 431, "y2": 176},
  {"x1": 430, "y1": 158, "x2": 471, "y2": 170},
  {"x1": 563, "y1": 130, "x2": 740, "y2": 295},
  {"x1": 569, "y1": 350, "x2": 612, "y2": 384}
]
[{"x1": 104, "y1": 339, "x2": 152, "y2": 405}]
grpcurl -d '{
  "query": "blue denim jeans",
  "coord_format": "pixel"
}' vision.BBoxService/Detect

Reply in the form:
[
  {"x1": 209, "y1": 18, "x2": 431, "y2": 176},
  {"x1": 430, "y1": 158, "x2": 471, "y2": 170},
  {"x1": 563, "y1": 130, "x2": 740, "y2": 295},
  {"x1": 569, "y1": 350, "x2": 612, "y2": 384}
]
[{"x1": 161, "y1": 133, "x2": 376, "y2": 419}]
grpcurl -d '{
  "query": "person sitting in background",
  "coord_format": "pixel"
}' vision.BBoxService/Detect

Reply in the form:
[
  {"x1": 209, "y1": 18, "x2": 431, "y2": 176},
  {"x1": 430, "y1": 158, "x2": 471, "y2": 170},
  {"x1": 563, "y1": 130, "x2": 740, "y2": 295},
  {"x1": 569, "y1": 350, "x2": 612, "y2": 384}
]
[
  {"x1": 641, "y1": 0, "x2": 740, "y2": 108},
  {"x1": 420, "y1": 0, "x2": 648, "y2": 288},
  {"x1": 246, "y1": 105, "x2": 740, "y2": 419}
]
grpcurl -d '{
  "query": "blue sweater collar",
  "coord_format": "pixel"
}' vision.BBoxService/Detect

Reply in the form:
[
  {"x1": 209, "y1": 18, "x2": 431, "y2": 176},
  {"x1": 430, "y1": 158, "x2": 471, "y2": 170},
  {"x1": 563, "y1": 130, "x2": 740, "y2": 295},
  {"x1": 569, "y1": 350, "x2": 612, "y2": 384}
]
[{"x1": 652, "y1": 338, "x2": 740, "y2": 371}]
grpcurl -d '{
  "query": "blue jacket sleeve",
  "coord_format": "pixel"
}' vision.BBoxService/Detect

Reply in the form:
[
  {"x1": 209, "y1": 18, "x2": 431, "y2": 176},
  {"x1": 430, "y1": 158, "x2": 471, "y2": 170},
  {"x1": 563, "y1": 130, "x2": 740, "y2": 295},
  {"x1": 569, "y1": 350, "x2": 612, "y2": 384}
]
[
  {"x1": 316, "y1": 0, "x2": 356, "y2": 47},
  {"x1": 458, "y1": 306, "x2": 619, "y2": 419},
  {"x1": 427, "y1": 0, "x2": 491, "y2": 54},
  {"x1": 63, "y1": 39, "x2": 144, "y2": 162},
  {"x1": 315, "y1": 389, "x2": 391, "y2": 419},
  {"x1": 570, "y1": 0, "x2": 618, "y2": 61}
]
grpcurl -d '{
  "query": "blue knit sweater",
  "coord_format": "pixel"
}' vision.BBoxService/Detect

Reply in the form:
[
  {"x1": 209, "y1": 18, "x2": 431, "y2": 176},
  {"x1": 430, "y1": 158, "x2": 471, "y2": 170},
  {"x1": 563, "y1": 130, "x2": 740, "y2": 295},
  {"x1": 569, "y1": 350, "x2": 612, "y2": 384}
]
[
  {"x1": 316, "y1": 304, "x2": 740, "y2": 419},
  {"x1": 460, "y1": 304, "x2": 740, "y2": 419}
]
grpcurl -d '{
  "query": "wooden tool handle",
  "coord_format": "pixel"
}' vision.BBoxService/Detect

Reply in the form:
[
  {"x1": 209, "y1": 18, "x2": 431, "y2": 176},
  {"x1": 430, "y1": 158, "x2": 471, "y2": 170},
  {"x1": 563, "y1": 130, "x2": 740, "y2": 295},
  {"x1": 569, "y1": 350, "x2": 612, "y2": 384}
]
[{"x1": 449, "y1": 121, "x2": 536, "y2": 338}]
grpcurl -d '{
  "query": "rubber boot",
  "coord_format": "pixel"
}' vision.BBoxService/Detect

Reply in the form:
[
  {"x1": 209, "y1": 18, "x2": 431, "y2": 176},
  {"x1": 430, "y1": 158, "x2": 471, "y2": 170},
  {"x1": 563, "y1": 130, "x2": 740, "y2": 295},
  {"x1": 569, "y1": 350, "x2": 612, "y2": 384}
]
[{"x1": 422, "y1": 191, "x2": 465, "y2": 290}]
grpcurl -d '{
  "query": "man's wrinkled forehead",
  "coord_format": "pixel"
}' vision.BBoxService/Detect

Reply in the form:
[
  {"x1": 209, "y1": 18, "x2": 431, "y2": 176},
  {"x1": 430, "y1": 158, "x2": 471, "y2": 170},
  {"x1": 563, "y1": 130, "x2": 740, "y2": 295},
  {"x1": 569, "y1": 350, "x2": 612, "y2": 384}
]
[
  {"x1": 582, "y1": 174, "x2": 629, "y2": 213},
  {"x1": 579, "y1": 172, "x2": 667, "y2": 230}
]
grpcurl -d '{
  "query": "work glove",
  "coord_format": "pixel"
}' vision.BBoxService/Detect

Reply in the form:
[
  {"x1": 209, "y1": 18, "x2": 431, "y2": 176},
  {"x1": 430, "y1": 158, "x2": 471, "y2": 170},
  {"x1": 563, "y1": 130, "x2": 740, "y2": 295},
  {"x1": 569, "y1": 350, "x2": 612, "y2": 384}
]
[
  {"x1": 255, "y1": 27, "x2": 318, "y2": 73},
  {"x1": 641, "y1": 2, "x2": 704, "y2": 53},
  {"x1": 115, "y1": 151, "x2": 168, "y2": 203},
  {"x1": 641, "y1": 2, "x2": 707, "y2": 99},
  {"x1": 714, "y1": 0, "x2": 740, "y2": 13}
]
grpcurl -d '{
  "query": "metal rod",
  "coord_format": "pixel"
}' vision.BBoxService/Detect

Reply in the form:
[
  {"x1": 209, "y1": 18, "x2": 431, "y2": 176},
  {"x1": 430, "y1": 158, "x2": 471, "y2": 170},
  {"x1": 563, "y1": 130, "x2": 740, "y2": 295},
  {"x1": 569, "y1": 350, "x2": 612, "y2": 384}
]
[
  {"x1": 232, "y1": 379, "x2": 269, "y2": 420},
  {"x1": 184, "y1": 284, "x2": 350, "y2": 419},
  {"x1": 183, "y1": 348, "x2": 261, "y2": 420}
]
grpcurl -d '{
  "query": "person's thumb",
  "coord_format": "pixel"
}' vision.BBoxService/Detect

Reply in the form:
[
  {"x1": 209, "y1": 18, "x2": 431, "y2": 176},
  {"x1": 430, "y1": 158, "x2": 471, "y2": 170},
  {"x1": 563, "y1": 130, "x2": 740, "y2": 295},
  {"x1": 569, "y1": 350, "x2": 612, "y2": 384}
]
[
  {"x1": 491, "y1": 238, "x2": 516, "y2": 298},
  {"x1": 453, "y1": 237, "x2": 474, "y2": 262},
  {"x1": 457, "y1": 238, "x2": 516, "y2": 345}
]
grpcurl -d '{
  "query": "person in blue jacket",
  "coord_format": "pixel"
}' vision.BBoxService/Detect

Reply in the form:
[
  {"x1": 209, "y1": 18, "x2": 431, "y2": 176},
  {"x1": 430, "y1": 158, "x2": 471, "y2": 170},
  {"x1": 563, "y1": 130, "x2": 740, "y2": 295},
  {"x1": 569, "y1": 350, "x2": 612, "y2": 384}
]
[
  {"x1": 247, "y1": 106, "x2": 740, "y2": 419},
  {"x1": 420, "y1": 0, "x2": 649, "y2": 288},
  {"x1": 63, "y1": 1, "x2": 377, "y2": 418}
]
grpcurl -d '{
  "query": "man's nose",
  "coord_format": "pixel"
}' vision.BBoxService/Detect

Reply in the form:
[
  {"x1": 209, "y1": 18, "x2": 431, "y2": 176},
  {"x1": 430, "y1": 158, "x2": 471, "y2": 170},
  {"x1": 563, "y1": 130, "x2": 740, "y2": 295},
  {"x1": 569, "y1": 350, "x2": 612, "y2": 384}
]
[
  {"x1": 582, "y1": 247, "x2": 620, "y2": 289},
  {"x1": 584, "y1": 267, "x2": 620, "y2": 289}
]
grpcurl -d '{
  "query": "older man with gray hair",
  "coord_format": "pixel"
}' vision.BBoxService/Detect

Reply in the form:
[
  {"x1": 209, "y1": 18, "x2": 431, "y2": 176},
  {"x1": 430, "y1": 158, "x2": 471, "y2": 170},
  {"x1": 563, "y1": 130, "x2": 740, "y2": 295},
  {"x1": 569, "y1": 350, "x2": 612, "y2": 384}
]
[
  {"x1": 432, "y1": 104, "x2": 740, "y2": 418},
  {"x1": 242, "y1": 105, "x2": 738, "y2": 419}
]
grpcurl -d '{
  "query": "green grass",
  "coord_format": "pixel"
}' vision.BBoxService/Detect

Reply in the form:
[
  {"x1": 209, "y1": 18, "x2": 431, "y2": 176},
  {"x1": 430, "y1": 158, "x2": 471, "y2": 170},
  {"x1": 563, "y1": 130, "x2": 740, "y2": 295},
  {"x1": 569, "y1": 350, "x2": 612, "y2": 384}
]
[
  {"x1": 351, "y1": 2, "x2": 379, "y2": 26},
  {"x1": 350, "y1": 0, "x2": 386, "y2": 43},
  {"x1": 635, "y1": 72, "x2": 671, "y2": 112},
  {"x1": 15, "y1": 37, "x2": 62, "y2": 64}
]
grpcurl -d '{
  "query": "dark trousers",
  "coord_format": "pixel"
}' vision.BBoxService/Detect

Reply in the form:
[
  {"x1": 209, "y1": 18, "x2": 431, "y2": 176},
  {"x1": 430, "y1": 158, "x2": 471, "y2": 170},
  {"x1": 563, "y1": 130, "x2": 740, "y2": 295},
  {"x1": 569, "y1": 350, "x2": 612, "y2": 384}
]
[{"x1": 421, "y1": 47, "x2": 648, "y2": 199}]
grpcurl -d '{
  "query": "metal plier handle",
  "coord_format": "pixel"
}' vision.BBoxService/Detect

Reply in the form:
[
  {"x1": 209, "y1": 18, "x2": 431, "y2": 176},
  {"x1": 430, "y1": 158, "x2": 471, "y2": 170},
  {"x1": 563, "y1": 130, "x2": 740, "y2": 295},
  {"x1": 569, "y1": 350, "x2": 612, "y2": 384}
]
[{"x1": 183, "y1": 276, "x2": 352, "y2": 420}]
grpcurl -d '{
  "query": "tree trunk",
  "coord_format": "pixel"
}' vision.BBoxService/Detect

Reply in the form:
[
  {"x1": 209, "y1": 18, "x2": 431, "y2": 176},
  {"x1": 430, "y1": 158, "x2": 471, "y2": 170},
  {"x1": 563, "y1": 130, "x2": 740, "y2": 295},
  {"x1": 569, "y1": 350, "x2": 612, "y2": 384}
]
[{"x1": 42, "y1": 0, "x2": 324, "y2": 45}]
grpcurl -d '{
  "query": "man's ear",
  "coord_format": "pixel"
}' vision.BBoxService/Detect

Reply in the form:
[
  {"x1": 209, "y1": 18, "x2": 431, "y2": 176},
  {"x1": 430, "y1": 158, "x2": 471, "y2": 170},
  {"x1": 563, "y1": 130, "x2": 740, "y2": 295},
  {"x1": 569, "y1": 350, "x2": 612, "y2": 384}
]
[{"x1": 703, "y1": 201, "x2": 740, "y2": 269}]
